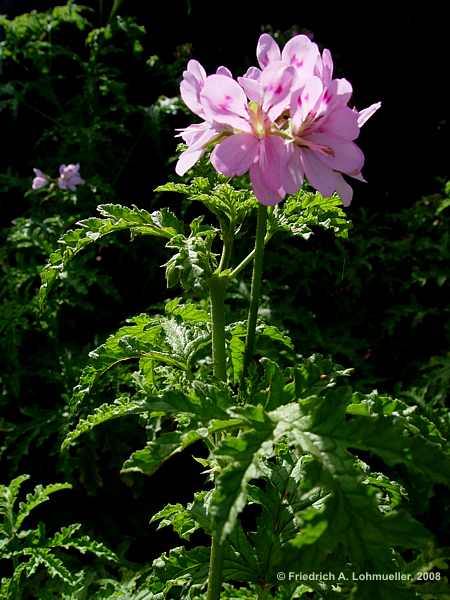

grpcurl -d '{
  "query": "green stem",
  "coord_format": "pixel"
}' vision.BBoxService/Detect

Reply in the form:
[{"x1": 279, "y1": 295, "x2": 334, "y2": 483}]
[
  {"x1": 230, "y1": 234, "x2": 271, "y2": 279},
  {"x1": 109, "y1": 0, "x2": 125, "y2": 21},
  {"x1": 241, "y1": 204, "x2": 267, "y2": 382},
  {"x1": 229, "y1": 248, "x2": 255, "y2": 278},
  {"x1": 209, "y1": 275, "x2": 227, "y2": 381},
  {"x1": 218, "y1": 227, "x2": 233, "y2": 272},
  {"x1": 207, "y1": 534, "x2": 225, "y2": 600},
  {"x1": 207, "y1": 274, "x2": 227, "y2": 599}
]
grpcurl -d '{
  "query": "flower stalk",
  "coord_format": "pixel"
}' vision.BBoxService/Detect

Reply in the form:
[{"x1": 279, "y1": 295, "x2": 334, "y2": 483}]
[
  {"x1": 241, "y1": 203, "x2": 268, "y2": 383},
  {"x1": 209, "y1": 274, "x2": 227, "y2": 382},
  {"x1": 207, "y1": 246, "x2": 229, "y2": 598}
]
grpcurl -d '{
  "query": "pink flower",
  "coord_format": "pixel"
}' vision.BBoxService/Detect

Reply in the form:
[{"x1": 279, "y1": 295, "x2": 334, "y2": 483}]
[
  {"x1": 32, "y1": 168, "x2": 49, "y2": 190},
  {"x1": 175, "y1": 37, "x2": 380, "y2": 206},
  {"x1": 286, "y1": 76, "x2": 380, "y2": 205},
  {"x1": 203, "y1": 64, "x2": 296, "y2": 204},
  {"x1": 58, "y1": 164, "x2": 85, "y2": 191}
]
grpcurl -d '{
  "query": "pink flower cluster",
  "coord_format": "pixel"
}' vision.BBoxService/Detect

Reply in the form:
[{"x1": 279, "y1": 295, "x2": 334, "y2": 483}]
[
  {"x1": 32, "y1": 164, "x2": 85, "y2": 191},
  {"x1": 176, "y1": 34, "x2": 380, "y2": 206}
]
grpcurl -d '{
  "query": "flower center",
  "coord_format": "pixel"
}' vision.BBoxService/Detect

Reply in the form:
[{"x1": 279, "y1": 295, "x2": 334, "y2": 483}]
[{"x1": 247, "y1": 101, "x2": 269, "y2": 138}]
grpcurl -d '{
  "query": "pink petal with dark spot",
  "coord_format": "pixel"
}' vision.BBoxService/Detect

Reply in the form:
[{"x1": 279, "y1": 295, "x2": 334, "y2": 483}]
[
  {"x1": 256, "y1": 33, "x2": 281, "y2": 69},
  {"x1": 200, "y1": 74, "x2": 250, "y2": 131}
]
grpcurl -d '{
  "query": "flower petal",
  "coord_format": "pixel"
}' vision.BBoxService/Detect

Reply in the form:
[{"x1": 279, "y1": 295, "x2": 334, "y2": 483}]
[
  {"x1": 243, "y1": 66, "x2": 261, "y2": 80},
  {"x1": 315, "y1": 48, "x2": 333, "y2": 86},
  {"x1": 290, "y1": 76, "x2": 323, "y2": 130},
  {"x1": 334, "y1": 173, "x2": 353, "y2": 206},
  {"x1": 177, "y1": 122, "x2": 217, "y2": 147},
  {"x1": 282, "y1": 35, "x2": 320, "y2": 88},
  {"x1": 260, "y1": 62, "x2": 295, "y2": 121},
  {"x1": 282, "y1": 35, "x2": 317, "y2": 67},
  {"x1": 216, "y1": 65, "x2": 232, "y2": 77},
  {"x1": 259, "y1": 136, "x2": 286, "y2": 190},
  {"x1": 186, "y1": 59, "x2": 206, "y2": 83},
  {"x1": 210, "y1": 133, "x2": 259, "y2": 176},
  {"x1": 325, "y1": 78, "x2": 353, "y2": 111},
  {"x1": 307, "y1": 132, "x2": 365, "y2": 174},
  {"x1": 300, "y1": 149, "x2": 338, "y2": 197},
  {"x1": 175, "y1": 148, "x2": 205, "y2": 176},
  {"x1": 284, "y1": 145, "x2": 304, "y2": 194},
  {"x1": 175, "y1": 123, "x2": 219, "y2": 176},
  {"x1": 200, "y1": 74, "x2": 250, "y2": 130},
  {"x1": 321, "y1": 106, "x2": 360, "y2": 140},
  {"x1": 237, "y1": 76, "x2": 263, "y2": 103},
  {"x1": 32, "y1": 175, "x2": 48, "y2": 190},
  {"x1": 257, "y1": 33, "x2": 281, "y2": 68},
  {"x1": 180, "y1": 61, "x2": 208, "y2": 117},
  {"x1": 357, "y1": 101, "x2": 382, "y2": 127},
  {"x1": 250, "y1": 162, "x2": 284, "y2": 205}
]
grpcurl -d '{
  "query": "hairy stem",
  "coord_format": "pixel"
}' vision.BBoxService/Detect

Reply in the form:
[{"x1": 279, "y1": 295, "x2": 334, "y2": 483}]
[
  {"x1": 207, "y1": 274, "x2": 227, "y2": 599},
  {"x1": 207, "y1": 534, "x2": 225, "y2": 600},
  {"x1": 241, "y1": 203, "x2": 268, "y2": 382},
  {"x1": 209, "y1": 275, "x2": 227, "y2": 381}
]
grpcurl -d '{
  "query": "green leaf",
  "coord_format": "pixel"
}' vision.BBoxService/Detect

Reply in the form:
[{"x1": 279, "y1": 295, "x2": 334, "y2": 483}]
[
  {"x1": 21, "y1": 547, "x2": 76, "y2": 585},
  {"x1": 209, "y1": 355, "x2": 448, "y2": 584},
  {"x1": 151, "y1": 492, "x2": 209, "y2": 543},
  {"x1": 39, "y1": 204, "x2": 182, "y2": 306},
  {"x1": 46, "y1": 524, "x2": 118, "y2": 561},
  {"x1": 0, "y1": 475, "x2": 30, "y2": 535},
  {"x1": 210, "y1": 405, "x2": 275, "y2": 542},
  {"x1": 121, "y1": 430, "x2": 202, "y2": 476},
  {"x1": 152, "y1": 545, "x2": 210, "y2": 593},
  {"x1": 227, "y1": 321, "x2": 294, "y2": 384},
  {"x1": 70, "y1": 314, "x2": 206, "y2": 414},
  {"x1": 151, "y1": 491, "x2": 212, "y2": 543},
  {"x1": 267, "y1": 189, "x2": 351, "y2": 241},
  {"x1": 156, "y1": 178, "x2": 257, "y2": 230},
  {"x1": 151, "y1": 503, "x2": 199, "y2": 541},
  {"x1": 15, "y1": 483, "x2": 72, "y2": 531},
  {"x1": 164, "y1": 298, "x2": 210, "y2": 324},
  {"x1": 164, "y1": 218, "x2": 217, "y2": 292},
  {"x1": 61, "y1": 396, "x2": 149, "y2": 450},
  {"x1": 247, "y1": 453, "x2": 326, "y2": 579},
  {"x1": 343, "y1": 391, "x2": 450, "y2": 485}
]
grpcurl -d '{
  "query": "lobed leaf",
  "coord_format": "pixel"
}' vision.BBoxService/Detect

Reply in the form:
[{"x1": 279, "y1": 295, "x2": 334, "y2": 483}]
[
  {"x1": 69, "y1": 313, "x2": 209, "y2": 414},
  {"x1": 39, "y1": 204, "x2": 182, "y2": 306},
  {"x1": 15, "y1": 483, "x2": 72, "y2": 531},
  {"x1": 267, "y1": 189, "x2": 351, "y2": 241}
]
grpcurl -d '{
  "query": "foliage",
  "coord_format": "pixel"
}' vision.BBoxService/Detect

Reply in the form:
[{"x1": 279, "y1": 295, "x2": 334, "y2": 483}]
[
  {"x1": 0, "y1": 474, "x2": 116, "y2": 599},
  {"x1": 38, "y1": 204, "x2": 183, "y2": 306},
  {"x1": 44, "y1": 178, "x2": 449, "y2": 596}
]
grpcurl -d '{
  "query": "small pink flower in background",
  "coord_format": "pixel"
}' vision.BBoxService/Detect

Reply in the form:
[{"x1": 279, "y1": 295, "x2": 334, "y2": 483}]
[
  {"x1": 32, "y1": 169, "x2": 49, "y2": 190},
  {"x1": 57, "y1": 164, "x2": 85, "y2": 191},
  {"x1": 175, "y1": 33, "x2": 380, "y2": 206}
]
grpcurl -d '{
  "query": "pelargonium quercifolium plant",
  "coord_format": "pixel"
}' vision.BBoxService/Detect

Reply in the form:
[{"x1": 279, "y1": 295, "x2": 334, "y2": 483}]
[{"x1": 36, "y1": 32, "x2": 450, "y2": 600}]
